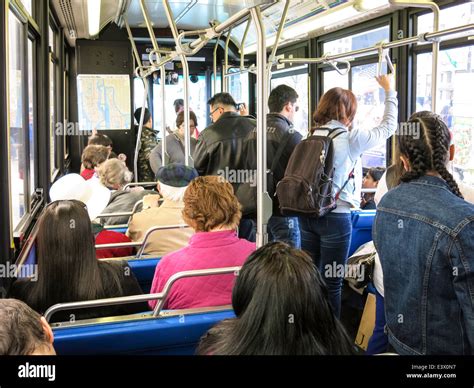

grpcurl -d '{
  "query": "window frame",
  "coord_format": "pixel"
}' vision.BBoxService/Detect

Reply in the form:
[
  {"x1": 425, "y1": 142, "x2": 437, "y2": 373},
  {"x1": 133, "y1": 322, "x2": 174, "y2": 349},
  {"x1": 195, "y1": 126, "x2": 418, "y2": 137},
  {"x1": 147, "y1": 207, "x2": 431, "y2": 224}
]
[{"x1": 7, "y1": 0, "x2": 42, "y2": 237}]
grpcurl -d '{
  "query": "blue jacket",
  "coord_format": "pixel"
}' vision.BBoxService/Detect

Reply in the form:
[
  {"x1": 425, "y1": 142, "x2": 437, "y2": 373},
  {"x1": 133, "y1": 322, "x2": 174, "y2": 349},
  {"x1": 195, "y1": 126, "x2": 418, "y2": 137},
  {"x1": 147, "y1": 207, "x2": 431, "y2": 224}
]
[{"x1": 373, "y1": 175, "x2": 474, "y2": 355}]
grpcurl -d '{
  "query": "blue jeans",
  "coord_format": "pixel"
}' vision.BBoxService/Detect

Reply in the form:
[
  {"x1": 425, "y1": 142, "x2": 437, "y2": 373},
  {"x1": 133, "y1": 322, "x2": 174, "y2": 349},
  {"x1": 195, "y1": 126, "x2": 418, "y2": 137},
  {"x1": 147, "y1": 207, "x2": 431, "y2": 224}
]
[
  {"x1": 366, "y1": 290, "x2": 389, "y2": 355},
  {"x1": 238, "y1": 217, "x2": 300, "y2": 248},
  {"x1": 299, "y1": 212, "x2": 352, "y2": 318}
]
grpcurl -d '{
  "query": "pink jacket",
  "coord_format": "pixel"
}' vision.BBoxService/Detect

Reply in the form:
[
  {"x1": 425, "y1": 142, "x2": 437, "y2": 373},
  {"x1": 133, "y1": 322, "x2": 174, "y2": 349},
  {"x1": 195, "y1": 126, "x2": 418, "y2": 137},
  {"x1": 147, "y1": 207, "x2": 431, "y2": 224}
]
[{"x1": 148, "y1": 230, "x2": 255, "y2": 310}]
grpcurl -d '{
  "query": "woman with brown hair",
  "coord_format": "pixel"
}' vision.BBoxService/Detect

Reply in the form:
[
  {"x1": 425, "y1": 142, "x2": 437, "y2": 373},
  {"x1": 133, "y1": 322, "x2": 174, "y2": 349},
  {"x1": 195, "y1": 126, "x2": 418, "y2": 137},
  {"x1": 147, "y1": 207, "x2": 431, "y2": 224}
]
[
  {"x1": 300, "y1": 75, "x2": 397, "y2": 318},
  {"x1": 148, "y1": 176, "x2": 255, "y2": 310}
]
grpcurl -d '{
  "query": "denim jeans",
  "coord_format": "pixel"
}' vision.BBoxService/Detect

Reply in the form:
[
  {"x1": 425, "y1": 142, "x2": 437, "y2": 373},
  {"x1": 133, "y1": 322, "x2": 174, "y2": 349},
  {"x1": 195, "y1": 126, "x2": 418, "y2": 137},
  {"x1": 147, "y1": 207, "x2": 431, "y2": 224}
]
[
  {"x1": 238, "y1": 217, "x2": 300, "y2": 248},
  {"x1": 366, "y1": 290, "x2": 388, "y2": 355},
  {"x1": 299, "y1": 212, "x2": 352, "y2": 318}
]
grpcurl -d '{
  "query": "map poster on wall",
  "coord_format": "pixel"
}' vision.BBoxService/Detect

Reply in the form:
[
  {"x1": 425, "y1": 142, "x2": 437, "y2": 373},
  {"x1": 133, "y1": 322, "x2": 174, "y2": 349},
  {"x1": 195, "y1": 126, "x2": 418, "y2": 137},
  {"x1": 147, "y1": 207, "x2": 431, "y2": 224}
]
[{"x1": 77, "y1": 74, "x2": 131, "y2": 131}]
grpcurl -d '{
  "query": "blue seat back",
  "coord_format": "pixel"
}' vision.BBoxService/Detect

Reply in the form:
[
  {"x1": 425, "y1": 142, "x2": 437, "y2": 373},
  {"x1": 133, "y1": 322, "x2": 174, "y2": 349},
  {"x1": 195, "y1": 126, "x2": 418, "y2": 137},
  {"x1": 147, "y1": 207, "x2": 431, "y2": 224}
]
[
  {"x1": 349, "y1": 210, "x2": 376, "y2": 256},
  {"x1": 53, "y1": 309, "x2": 235, "y2": 355},
  {"x1": 128, "y1": 258, "x2": 160, "y2": 293}
]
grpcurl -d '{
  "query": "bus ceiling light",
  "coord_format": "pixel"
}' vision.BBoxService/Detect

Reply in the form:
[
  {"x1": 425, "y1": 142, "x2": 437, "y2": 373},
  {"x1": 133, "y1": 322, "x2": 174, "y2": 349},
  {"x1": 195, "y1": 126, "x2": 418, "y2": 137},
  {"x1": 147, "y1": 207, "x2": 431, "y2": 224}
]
[{"x1": 88, "y1": 0, "x2": 101, "y2": 38}]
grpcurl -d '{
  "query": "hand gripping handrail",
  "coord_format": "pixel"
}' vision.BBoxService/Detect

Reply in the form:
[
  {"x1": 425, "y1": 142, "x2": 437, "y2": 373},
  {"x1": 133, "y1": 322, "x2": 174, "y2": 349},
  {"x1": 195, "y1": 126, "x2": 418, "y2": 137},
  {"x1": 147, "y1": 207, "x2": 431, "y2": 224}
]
[
  {"x1": 43, "y1": 266, "x2": 241, "y2": 322},
  {"x1": 376, "y1": 41, "x2": 395, "y2": 76}
]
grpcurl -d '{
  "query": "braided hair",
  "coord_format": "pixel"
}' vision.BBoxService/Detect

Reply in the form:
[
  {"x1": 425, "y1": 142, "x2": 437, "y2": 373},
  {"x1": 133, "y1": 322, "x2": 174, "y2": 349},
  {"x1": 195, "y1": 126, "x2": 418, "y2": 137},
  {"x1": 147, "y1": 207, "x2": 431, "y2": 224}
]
[{"x1": 398, "y1": 111, "x2": 463, "y2": 199}]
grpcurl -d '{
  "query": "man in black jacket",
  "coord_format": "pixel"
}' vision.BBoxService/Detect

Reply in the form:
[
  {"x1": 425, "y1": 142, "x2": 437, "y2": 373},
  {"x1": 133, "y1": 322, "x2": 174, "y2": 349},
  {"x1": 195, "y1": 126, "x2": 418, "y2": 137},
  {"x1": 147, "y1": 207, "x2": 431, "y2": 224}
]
[
  {"x1": 240, "y1": 85, "x2": 302, "y2": 246},
  {"x1": 193, "y1": 92, "x2": 255, "y2": 180}
]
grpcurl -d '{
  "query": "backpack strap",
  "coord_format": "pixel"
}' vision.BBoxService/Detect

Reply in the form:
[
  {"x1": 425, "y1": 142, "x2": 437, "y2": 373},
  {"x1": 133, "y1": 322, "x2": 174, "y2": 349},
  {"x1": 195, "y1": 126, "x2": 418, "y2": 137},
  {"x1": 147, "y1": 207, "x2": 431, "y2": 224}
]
[{"x1": 335, "y1": 168, "x2": 355, "y2": 201}]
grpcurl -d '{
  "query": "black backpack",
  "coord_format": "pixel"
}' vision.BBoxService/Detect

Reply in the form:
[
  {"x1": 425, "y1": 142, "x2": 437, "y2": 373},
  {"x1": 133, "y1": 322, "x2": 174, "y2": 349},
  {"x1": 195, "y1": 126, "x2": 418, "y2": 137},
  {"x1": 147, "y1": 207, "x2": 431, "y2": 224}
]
[{"x1": 276, "y1": 127, "x2": 352, "y2": 218}]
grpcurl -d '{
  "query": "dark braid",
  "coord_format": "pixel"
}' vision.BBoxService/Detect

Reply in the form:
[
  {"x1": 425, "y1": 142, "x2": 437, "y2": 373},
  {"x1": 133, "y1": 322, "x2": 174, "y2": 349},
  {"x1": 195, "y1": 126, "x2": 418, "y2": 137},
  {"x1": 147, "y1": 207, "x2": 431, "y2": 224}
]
[
  {"x1": 400, "y1": 111, "x2": 463, "y2": 199},
  {"x1": 428, "y1": 115, "x2": 464, "y2": 199},
  {"x1": 398, "y1": 116, "x2": 431, "y2": 182}
]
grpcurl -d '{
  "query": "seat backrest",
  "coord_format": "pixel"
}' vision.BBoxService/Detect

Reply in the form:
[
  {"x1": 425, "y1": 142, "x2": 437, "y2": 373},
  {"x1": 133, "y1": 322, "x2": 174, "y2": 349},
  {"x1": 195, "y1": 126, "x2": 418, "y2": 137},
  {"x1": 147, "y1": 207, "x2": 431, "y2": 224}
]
[
  {"x1": 128, "y1": 258, "x2": 161, "y2": 293},
  {"x1": 349, "y1": 210, "x2": 376, "y2": 256},
  {"x1": 53, "y1": 309, "x2": 235, "y2": 355}
]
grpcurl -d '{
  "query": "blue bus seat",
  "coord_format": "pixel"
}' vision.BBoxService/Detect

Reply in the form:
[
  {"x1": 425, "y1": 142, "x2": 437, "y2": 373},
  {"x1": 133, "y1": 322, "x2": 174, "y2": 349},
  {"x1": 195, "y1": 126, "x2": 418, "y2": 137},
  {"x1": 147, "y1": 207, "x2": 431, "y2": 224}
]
[
  {"x1": 53, "y1": 309, "x2": 235, "y2": 355},
  {"x1": 128, "y1": 258, "x2": 161, "y2": 293},
  {"x1": 349, "y1": 210, "x2": 376, "y2": 256}
]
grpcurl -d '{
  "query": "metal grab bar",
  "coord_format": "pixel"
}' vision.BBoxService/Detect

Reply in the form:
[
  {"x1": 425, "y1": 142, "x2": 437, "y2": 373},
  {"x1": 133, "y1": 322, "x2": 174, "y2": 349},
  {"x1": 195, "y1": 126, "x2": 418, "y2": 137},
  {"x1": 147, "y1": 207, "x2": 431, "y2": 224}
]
[
  {"x1": 224, "y1": 65, "x2": 257, "y2": 78},
  {"x1": 376, "y1": 41, "x2": 395, "y2": 76},
  {"x1": 277, "y1": 24, "x2": 474, "y2": 66},
  {"x1": 123, "y1": 182, "x2": 157, "y2": 190},
  {"x1": 152, "y1": 266, "x2": 241, "y2": 316},
  {"x1": 94, "y1": 224, "x2": 189, "y2": 254},
  {"x1": 135, "y1": 224, "x2": 190, "y2": 259},
  {"x1": 44, "y1": 266, "x2": 241, "y2": 322},
  {"x1": 323, "y1": 54, "x2": 351, "y2": 76}
]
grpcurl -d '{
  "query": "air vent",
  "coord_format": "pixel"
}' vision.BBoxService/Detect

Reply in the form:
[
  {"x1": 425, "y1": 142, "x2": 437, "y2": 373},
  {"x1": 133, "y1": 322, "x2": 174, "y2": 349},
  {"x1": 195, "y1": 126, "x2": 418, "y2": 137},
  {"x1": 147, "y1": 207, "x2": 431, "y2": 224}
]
[{"x1": 59, "y1": 0, "x2": 78, "y2": 40}]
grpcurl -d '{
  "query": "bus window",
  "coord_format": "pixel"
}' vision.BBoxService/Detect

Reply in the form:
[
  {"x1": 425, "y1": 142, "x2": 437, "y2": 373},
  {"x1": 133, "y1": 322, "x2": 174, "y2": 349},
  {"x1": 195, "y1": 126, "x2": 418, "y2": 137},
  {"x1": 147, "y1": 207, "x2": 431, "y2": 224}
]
[
  {"x1": 416, "y1": 47, "x2": 474, "y2": 187},
  {"x1": 271, "y1": 67, "x2": 309, "y2": 137},
  {"x1": 323, "y1": 70, "x2": 349, "y2": 93},
  {"x1": 153, "y1": 75, "x2": 207, "y2": 134},
  {"x1": 9, "y1": 11, "x2": 26, "y2": 229},
  {"x1": 323, "y1": 25, "x2": 389, "y2": 60},
  {"x1": 228, "y1": 70, "x2": 249, "y2": 110},
  {"x1": 352, "y1": 62, "x2": 387, "y2": 168},
  {"x1": 133, "y1": 77, "x2": 149, "y2": 112},
  {"x1": 28, "y1": 38, "x2": 36, "y2": 196}
]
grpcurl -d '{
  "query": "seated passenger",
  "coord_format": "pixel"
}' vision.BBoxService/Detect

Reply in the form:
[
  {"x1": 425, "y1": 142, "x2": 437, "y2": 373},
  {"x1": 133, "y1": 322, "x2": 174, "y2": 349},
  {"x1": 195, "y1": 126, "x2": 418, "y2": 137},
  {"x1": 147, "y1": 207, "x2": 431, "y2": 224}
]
[
  {"x1": 0, "y1": 299, "x2": 55, "y2": 355},
  {"x1": 127, "y1": 163, "x2": 197, "y2": 256},
  {"x1": 49, "y1": 173, "x2": 133, "y2": 259},
  {"x1": 88, "y1": 133, "x2": 127, "y2": 162},
  {"x1": 148, "y1": 176, "x2": 255, "y2": 310},
  {"x1": 80, "y1": 144, "x2": 110, "y2": 180},
  {"x1": 98, "y1": 159, "x2": 154, "y2": 225},
  {"x1": 149, "y1": 111, "x2": 198, "y2": 174},
  {"x1": 8, "y1": 200, "x2": 148, "y2": 323},
  {"x1": 374, "y1": 111, "x2": 474, "y2": 355},
  {"x1": 360, "y1": 167, "x2": 385, "y2": 209},
  {"x1": 197, "y1": 242, "x2": 354, "y2": 355}
]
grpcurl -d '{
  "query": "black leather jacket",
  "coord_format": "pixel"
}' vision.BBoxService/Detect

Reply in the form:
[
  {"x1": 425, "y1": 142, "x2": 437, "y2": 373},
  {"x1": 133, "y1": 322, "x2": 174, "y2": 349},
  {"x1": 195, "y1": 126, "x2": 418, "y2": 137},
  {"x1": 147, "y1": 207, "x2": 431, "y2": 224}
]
[{"x1": 193, "y1": 112, "x2": 256, "y2": 177}]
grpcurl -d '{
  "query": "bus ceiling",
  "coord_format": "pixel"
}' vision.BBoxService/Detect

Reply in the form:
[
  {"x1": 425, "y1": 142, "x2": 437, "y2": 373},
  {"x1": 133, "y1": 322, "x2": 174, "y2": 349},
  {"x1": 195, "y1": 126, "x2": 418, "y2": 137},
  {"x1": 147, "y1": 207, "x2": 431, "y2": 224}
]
[{"x1": 51, "y1": 0, "x2": 407, "y2": 50}]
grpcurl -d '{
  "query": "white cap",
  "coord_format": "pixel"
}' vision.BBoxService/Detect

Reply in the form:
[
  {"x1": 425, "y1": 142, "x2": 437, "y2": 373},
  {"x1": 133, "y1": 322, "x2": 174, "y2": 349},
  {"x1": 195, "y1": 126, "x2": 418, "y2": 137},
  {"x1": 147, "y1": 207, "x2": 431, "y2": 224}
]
[{"x1": 49, "y1": 174, "x2": 111, "y2": 220}]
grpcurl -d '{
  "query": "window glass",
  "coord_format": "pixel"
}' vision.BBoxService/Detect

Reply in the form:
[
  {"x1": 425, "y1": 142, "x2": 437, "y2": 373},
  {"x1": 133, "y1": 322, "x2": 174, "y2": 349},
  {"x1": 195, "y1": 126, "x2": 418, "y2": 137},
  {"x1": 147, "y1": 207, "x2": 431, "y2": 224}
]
[
  {"x1": 28, "y1": 39, "x2": 35, "y2": 196},
  {"x1": 20, "y1": 0, "x2": 33, "y2": 16},
  {"x1": 153, "y1": 75, "x2": 208, "y2": 136},
  {"x1": 50, "y1": 58, "x2": 57, "y2": 177},
  {"x1": 416, "y1": 47, "x2": 474, "y2": 186},
  {"x1": 212, "y1": 72, "x2": 222, "y2": 96},
  {"x1": 133, "y1": 77, "x2": 148, "y2": 112},
  {"x1": 323, "y1": 25, "x2": 390, "y2": 59},
  {"x1": 323, "y1": 70, "x2": 349, "y2": 93},
  {"x1": 417, "y1": 2, "x2": 474, "y2": 43},
  {"x1": 228, "y1": 70, "x2": 249, "y2": 109},
  {"x1": 9, "y1": 12, "x2": 26, "y2": 228},
  {"x1": 271, "y1": 70, "x2": 309, "y2": 137},
  {"x1": 352, "y1": 62, "x2": 387, "y2": 168}
]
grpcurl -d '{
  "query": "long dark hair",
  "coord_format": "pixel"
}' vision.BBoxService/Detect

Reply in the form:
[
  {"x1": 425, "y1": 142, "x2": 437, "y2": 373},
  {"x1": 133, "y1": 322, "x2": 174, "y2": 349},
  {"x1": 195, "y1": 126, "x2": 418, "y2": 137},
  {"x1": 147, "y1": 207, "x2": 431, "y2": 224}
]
[
  {"x1": 398, "y1": 111, "x2": 463, "y2": 198},
  {"x1": 198, "y1": 242, "x2": 354, "y2": 355},
  {"x1": 24, "y1": 200, "x2": 123, "y2": 313}
]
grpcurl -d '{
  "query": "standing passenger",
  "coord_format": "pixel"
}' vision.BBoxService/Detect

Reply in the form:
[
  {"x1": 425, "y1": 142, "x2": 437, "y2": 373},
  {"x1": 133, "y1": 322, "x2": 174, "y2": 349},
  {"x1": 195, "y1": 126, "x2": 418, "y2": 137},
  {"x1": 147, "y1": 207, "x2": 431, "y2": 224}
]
[
  {"x1": 239, "y1": 85, "x2": 302, "y2": 247},
  {"x1": 193, "y1": 93, "x2": 256, "y2": 241},
  {"x1": 373, "y1": 111, "x2": 474, "y2": 355},
  {"x1": 149, "y1": 111, "x2": 198, "y2": 174},
  {"x1": 300, "y1": 75, "x2": 397, "y2": 317},
  {"x1": 134, "y1": 107, "x2": 157, "y2": 182}
]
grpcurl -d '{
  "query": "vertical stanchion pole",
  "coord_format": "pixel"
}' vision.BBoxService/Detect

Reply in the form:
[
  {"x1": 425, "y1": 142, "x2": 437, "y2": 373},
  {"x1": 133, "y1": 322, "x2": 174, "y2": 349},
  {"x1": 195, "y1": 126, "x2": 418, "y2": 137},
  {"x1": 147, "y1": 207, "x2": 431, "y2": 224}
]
[
  {"x1": 163, "y1": 0, "x2": 193, "y2": 167},
  {"x1": 251, "y1": 6, "x2": 271, "y2": 248}
]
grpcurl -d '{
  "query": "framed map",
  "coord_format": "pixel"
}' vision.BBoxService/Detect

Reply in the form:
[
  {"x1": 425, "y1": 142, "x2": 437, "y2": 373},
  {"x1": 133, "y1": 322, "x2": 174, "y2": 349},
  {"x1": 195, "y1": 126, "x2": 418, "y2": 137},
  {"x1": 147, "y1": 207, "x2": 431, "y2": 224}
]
[{"x1": 77, "y1": 74, "x2": 131, "y2": 131}]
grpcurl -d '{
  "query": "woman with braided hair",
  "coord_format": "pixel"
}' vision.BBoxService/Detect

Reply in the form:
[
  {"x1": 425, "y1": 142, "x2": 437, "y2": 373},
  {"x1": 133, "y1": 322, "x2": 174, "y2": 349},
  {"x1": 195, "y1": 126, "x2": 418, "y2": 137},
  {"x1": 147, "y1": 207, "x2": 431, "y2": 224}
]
[{"x1": 373, "y1": 111, "x2": 474, "y2": 355}]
